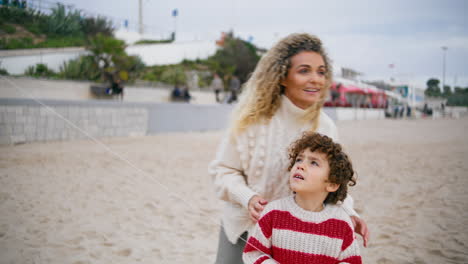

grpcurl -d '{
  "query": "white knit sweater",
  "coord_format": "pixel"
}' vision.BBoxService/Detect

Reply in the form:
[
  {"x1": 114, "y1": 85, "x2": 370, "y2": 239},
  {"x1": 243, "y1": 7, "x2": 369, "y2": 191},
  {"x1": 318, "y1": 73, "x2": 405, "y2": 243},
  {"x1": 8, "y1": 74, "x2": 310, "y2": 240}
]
[{"x1": 209, "y1": 95, "x2": 357, "y2": 244}]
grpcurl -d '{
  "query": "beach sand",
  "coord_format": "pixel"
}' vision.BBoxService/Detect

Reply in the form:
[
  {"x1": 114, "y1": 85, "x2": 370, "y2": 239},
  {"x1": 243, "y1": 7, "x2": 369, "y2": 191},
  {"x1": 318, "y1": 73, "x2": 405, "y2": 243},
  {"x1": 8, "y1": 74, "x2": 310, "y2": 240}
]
[{"x1": 1, "y1": 117, "x2": 467, "y2": 263}]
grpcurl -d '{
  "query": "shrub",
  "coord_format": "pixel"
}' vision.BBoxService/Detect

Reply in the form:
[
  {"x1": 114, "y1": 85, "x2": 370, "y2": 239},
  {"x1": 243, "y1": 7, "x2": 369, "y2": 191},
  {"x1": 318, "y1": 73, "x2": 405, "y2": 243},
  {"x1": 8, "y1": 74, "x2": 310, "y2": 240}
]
[
  {"x1": 59, "y1": 55, "x2": 101, "y2": 80},
  {"x1": 24, "y1": 63, "x2": 56, "y2": 77},
  {"x1": 0, "y1": 68, "x2": 9, "y2": 75},
  {"x1": 160, "y1": 66, "x2": 186, "y2": 85},
  {"x1": 46, "y1": 3, "x2": 82, "y2": 37},
  {"x1": 80, "y1": 16, "x2": 114, "y2": 37},
  {"x1": 134, "y1": 39, "x2": 173, "y2": 45}
]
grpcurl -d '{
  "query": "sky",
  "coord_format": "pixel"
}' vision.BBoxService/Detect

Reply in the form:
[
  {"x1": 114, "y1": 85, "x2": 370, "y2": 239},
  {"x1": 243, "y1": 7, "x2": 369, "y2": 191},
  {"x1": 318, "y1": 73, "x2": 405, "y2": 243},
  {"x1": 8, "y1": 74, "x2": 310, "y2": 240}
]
[{"x1": 52, "y1": 0, "x2": 468, "y2": 89}]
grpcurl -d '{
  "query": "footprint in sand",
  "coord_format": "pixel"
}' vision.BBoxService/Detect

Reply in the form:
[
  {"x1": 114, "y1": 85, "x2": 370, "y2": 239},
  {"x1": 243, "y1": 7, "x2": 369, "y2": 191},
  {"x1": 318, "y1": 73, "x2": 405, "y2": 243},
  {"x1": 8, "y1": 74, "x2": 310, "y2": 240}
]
[
  {"x1": 377, "y1": 257, "x2": 395, "y2": 264},
  {"x1": 116, "y1": 248, "x2": 132, "y2": 257},
  {"x1": 102, "y1": 242, "x2": 114, "y2": 247}
]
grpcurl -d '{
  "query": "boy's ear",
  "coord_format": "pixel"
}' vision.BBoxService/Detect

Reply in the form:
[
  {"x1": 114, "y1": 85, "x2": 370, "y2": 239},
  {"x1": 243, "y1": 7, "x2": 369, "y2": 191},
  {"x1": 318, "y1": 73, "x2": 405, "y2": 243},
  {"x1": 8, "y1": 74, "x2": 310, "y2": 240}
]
[{"x1": 326, "y1": 182, "x2": 340, "y2": 193}]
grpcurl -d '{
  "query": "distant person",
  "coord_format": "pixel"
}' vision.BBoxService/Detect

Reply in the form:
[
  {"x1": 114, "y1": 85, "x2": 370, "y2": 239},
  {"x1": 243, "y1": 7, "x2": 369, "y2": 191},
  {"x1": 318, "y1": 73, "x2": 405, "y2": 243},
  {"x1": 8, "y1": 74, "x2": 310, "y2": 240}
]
[
  {"x1": 423, "y1": 103, "x2": 428, "y2": 115},
  {"x1": 182, "y1": 85, "x2": 191, "y2": 102},
  {"x1": 393, "y1": 105, "x2": 400, "y2": 118},
  {"x1": 423, "y1": 103, "x2": 432, "y2": 116},
  {"x1": 331, "y1": 83, "x2": 341, "y2": 106},
  {"x1": 103, "y1": 71, "x2": 123, "y2": 99},
  {"x1": 406, "y1": 104, "x2": 412, "y2": 118},
  {"x1": 171, "y1": 84, "x2": 182, "y2": 99},
  {"x1": 211, "y1": 73, "x2": 224, "y2": 103},
  {"x1": 243, "y1": 132, "x2": 362, "y2": 264},
  {"x1": 227, "y1": 75, "x2": 240, "y2": 104},
  {"x1": 111, "y1": 78, "x2": 124, "y2": 100},
  {"x1": 399, "y1": 104, "x2": 404, "y2": 118}
]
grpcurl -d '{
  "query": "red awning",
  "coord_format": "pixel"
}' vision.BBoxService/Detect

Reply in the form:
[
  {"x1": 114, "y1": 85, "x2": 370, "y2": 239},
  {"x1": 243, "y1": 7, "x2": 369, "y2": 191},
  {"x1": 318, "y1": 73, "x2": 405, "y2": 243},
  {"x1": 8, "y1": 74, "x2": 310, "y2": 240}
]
[{"x1": 340, "y1": 84, "x2": 366, "y2": 94}]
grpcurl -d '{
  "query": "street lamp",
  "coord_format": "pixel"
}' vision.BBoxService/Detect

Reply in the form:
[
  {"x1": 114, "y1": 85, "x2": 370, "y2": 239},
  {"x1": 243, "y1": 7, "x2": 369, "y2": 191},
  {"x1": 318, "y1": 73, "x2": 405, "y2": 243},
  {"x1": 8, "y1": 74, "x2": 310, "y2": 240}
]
[{"x1": 441, "y1": 46, "x2": 448, "y2": 93}]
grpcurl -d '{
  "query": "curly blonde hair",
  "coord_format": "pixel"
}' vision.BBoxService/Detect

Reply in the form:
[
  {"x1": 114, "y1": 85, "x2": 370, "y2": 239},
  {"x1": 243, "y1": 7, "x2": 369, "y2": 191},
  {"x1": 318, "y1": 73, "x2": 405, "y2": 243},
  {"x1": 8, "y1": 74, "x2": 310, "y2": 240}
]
[{"x1": 229, "y1": 33, "x2": 333, "y2": 135}]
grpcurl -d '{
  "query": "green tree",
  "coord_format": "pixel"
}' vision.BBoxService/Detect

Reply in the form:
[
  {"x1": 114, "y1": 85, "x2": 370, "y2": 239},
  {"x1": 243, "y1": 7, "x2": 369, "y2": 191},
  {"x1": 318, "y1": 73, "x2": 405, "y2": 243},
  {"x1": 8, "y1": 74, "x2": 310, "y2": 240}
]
[
  {"x1": 24, "y1": 63, "x2": 56, "y2": 77},
  {"x1": 442, "y1": 85, "x2": 452, "y2": 97},
  {"x1": 84, "y1": 34, "x2": 144, "y2": 82},
  {"x1": 207, "y1": 32, "x2": 260, "y2": 83},
  {"x1": 425, "y1": 78, "x2": 442, "y2": 97},
  {"x1": 446, "y1": 86, "x2": 468, "y2": 107},
  {"x1": 86, "y1": 33, "x2": 126, "y2": 70},
  {"x1": 59, "y1": 55, "x2": 100, "y2": 80}
]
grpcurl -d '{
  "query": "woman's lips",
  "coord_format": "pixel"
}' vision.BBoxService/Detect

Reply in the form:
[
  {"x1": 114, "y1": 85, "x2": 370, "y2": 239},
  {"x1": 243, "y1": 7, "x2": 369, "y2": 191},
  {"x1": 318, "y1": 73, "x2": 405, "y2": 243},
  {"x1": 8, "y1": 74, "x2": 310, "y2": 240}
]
[{"x1": 303, "y1": 88, "x2": 320, "y2": 93}]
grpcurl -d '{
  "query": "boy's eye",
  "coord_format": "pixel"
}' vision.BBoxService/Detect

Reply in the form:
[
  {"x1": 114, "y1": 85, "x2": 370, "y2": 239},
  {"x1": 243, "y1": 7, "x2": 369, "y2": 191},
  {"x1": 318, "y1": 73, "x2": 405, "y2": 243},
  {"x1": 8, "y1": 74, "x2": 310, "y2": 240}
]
[
  {"x1": 311, "y1": 161, "x2": 319, "y2": 166},
  {"x1": 295, "y1": 158, "x2": 302, "y2": 163},
  {"x1": 318, "y1": 71, "x2": 326, "y2": 76}
]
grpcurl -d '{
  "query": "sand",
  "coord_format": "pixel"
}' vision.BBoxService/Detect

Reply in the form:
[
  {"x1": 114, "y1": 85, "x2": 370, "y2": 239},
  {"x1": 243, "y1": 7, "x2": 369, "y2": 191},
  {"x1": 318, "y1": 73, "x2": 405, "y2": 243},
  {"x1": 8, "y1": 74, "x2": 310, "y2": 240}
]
[{"x1": 1, "y1": 117, "x2": 468, "y2": 264}]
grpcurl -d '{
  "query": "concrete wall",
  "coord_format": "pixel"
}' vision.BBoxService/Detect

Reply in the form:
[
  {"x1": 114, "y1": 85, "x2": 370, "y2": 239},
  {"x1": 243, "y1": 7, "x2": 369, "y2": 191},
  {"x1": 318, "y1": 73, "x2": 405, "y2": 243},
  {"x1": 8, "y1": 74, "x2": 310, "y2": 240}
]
[
  {"x1": 0, "y1": 40, "x2": 217, "y2": 75},
  {"x1": 147, "y1": 103, "x2": 233, "y2": 133},
  {"x1": 0, "y1": 97, "x2": 387, "y2": 145},
  {"x1": 0, "y1": 48, "x2": 88, "y2": 75},
  {"x1": 333, "y1": 108, "x2": 385, "y2": 121},
  {"x1": 0, "y1": 98, "x2": 233, "y2": 145}
]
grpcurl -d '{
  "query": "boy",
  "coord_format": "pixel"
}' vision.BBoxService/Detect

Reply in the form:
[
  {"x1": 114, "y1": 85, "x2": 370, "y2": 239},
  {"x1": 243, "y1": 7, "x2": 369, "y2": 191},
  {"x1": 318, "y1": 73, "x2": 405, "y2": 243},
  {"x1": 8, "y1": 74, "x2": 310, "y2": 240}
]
[{"x1": 242, "y1": 132, "x2": 362, "y2": 264}]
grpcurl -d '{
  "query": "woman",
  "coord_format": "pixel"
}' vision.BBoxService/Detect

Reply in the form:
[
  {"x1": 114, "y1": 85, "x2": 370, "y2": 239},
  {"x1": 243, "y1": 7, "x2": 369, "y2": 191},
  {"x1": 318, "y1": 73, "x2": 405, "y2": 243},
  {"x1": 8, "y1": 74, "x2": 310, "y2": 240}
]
[{"x1": 209, "y1": 33, "x2": 369, "y2": 263}]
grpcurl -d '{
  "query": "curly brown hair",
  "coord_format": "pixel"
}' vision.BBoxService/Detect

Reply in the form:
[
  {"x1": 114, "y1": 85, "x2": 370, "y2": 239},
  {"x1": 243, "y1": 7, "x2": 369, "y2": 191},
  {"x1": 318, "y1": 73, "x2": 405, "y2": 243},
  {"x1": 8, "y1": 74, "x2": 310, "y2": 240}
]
[{"x1": 288, "y1": 132, "x2": 356, "y2": 204}]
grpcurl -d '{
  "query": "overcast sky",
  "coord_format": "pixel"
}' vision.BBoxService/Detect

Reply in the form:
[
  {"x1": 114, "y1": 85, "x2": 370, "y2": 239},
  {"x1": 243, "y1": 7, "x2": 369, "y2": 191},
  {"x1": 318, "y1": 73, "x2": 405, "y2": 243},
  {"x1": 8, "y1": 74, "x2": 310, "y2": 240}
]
[{"x1": 56, "y1": 0, "x2": 468, "y2": 89}]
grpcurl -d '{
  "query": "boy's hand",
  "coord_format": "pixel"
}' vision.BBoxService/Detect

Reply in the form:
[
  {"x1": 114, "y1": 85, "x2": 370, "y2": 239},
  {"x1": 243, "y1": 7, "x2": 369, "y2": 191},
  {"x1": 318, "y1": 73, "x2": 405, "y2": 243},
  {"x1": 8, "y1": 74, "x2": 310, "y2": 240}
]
[
  {"x1": 248, "y1": 195, "x2": 268, "y2": 223},
  {"x1": 351, "y1": 216, "x2": 369, "y2": 247}
]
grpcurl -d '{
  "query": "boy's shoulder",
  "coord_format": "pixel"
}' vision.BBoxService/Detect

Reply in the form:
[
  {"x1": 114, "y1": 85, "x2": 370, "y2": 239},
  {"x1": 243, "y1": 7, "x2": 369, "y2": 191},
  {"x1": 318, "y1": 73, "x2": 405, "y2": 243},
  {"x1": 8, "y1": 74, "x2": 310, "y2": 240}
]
[
  {"x1": 260, "y1": 196, "x2": 294, "y2": 217},
  {"x1": 324, "y1": 204, "x2": 354, "y2": 228},
  {"x1": 263, "y1": 196, "x2": 291, "y2": 211}
]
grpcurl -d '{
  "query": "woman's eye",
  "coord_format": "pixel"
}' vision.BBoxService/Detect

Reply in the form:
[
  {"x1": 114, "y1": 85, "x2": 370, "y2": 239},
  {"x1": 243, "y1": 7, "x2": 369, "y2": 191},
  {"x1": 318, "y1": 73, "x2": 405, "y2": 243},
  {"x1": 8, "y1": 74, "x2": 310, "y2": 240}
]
[
  {"x1": 318, "y1": 71, "x2": 326, "y2": 76},
  {"x1": 298, "y1": 68, "x2": 309, "y2": 74}
]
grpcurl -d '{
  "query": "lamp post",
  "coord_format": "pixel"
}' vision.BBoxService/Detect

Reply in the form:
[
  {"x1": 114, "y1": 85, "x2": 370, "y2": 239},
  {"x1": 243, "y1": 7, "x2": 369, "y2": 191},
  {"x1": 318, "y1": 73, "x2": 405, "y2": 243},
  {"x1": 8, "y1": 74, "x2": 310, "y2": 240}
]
[
  {"x1": 441, "y1": 46, "x2": 448, "y2": 93},
  {"x1": 138, "y1": 0, "x2": 143, "y2": 35},
  {"x1": 172, "y1": 9, "x2": 178, "y2": 41}
]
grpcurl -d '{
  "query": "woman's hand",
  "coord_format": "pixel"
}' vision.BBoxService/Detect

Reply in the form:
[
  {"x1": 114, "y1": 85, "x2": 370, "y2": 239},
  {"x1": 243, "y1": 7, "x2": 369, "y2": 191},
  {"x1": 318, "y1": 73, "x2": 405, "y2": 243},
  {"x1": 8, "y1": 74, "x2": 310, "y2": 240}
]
[
  {"x1": 350, "y1": 216, "x2": 370, "y2": 247},
  {"x1": 248, "y1": 195, "x2": 268, "y2": 223}
]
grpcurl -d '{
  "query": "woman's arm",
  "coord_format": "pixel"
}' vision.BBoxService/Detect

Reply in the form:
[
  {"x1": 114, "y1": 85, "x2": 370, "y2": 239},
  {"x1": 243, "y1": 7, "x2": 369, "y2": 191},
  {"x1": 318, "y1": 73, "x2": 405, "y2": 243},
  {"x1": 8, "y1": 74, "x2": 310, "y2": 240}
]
[
  {"x1": 208, "y1": 132, "x2": 257, "y2": 208},
  {"x1": 341, "y1": 195, "x2": 359, "y2": 217}
]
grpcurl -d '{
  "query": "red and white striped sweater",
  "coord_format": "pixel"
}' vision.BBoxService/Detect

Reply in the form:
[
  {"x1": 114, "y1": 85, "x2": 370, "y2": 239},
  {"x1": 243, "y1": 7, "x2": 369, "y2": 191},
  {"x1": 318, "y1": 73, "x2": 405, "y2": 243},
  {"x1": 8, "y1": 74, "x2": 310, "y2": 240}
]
[{"x1": 243, "y1": 196, "x2": 362, "y2": 264}]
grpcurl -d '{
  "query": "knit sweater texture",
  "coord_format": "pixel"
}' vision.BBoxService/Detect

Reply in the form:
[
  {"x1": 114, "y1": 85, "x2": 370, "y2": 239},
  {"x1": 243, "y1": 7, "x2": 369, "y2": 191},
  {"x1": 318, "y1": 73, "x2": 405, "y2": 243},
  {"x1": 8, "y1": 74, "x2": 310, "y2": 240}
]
[
  {"x1": 243, "y1": 196, "x2": 362, "y2": 264},
  {"x1": 209, "y1": 95, "x2": 357, "y2": 244}
]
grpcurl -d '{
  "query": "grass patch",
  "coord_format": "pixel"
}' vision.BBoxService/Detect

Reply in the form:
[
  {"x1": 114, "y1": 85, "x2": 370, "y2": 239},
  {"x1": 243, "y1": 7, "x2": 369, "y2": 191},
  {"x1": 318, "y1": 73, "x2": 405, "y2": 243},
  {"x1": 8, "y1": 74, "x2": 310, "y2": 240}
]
[
  {"x1": 0, "y1": 23, "x2": 16, "y2": 34},
  {"x1": 134, "y1": 39, "x2": 173, "y2": 45}
]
